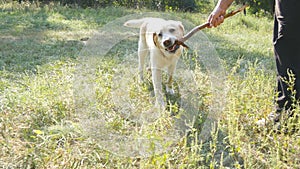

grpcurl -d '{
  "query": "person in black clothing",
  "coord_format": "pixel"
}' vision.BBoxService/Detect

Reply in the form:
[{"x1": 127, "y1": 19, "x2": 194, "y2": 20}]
[{"x1": 208, "y1": 0, "x2": 300, "y2": 128}]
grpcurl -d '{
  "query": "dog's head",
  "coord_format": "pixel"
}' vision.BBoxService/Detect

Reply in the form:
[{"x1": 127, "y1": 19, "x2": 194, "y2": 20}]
[{"x1": 153, "y1": 20, "x2": 185, "y2": 56}]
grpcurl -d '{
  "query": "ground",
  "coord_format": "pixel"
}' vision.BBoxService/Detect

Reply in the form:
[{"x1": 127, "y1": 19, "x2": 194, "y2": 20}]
[{"x1": 1, "y1": 2, "x2": 300, "y2": 168}]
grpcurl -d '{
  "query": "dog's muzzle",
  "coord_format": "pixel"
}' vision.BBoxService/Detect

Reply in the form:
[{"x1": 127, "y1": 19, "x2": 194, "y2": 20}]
[
  {"x1": 153, "y1": 33, "x2": 182, "y2": 53},
  {"x1": 163, "y1": 39, "x2": 180, "y2": 53},
  {"x1": 166, "y1": 43, "x2": 180, "y2": 53}
]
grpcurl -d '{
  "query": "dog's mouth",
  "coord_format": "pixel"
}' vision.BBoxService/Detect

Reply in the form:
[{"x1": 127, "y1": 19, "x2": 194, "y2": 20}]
[{"x1": 165, "y1": 43, "x2": 180, "y2": 53}]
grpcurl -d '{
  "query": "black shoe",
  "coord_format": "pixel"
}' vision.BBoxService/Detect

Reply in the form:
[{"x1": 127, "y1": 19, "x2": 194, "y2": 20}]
[{"x1": 256, "y1": 110, "x2": 298, "y2": 134}]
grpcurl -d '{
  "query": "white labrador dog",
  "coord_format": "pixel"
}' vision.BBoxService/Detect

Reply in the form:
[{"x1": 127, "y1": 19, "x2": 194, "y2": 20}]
[{"x1": 124, "y1": 17, "x2": 185, "y2": 107}]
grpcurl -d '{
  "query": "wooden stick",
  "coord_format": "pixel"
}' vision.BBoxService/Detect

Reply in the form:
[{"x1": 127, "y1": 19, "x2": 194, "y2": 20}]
[{"x1": 176, "y1": 5, "x2": 249, "y2": 48}]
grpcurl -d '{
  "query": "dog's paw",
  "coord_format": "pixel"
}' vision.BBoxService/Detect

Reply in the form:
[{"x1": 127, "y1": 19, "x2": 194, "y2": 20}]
[
  {"x1": 155, "y1": 96, "x2": 166, "y2": 108},
  {"x1": 155, "y1": 100, "x2": 166, "y2": 110},
  {"x1": 138, "y1": 78, "x2": 144, "y2": 84},
  {"x1": 166, "y1": 86, "x2": 175, "y2": 95}
]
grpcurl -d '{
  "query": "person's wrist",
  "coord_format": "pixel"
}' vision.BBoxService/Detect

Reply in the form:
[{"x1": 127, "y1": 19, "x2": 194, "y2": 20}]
[{"x1": 214, "y1": 6, "x2": 226, "y2": 16}]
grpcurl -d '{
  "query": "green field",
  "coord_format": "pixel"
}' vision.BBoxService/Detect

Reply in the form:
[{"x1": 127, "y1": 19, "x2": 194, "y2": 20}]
[{"x1": 1, "y1": 2, "x2": 300, "y2": 168}]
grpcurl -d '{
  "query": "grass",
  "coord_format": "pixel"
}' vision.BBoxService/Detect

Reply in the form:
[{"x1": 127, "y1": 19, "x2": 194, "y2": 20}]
[{"x1": 1, "y1": 1, "x2": 300, "y2": 168}]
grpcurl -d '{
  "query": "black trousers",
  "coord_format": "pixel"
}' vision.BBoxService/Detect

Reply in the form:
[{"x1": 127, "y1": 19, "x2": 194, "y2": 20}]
[{"x1": 274, "y1": 0, "x2": 300, "y2": 111}]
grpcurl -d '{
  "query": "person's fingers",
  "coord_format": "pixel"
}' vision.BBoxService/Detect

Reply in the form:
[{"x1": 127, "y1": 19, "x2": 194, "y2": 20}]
[
  {"x1": 214, "y1": 15, "x2": 224, "y2": 27},
  {"x1": 207, "y1": 14, "x2": 214, "y2": 28},
  {"x1": 207, "y1": 13, "x2": 219, "y2": 27},
  {"x1": 208, "y1": 15, "x2": 224, "y2": 27}
]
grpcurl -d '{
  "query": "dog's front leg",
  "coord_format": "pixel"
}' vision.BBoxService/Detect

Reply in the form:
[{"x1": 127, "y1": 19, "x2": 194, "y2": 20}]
[
  {"x1": 166, "y1": 64, "x2": 176, "y2": 95},
  {"x1": 152, "y1": 68, "x2": 165, "y2": 107},
  {"x1": 166, "y1": 75, "x2": 174, "y2": 95}
]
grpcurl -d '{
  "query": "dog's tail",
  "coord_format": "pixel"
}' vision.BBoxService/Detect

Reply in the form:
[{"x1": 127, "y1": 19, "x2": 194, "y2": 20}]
[{"x1": 124, "y1": 18, "x2": 148, "y2": 28}]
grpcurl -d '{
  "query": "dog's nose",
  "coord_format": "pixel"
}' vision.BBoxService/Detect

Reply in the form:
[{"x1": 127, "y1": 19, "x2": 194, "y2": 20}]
[{"x1": 163, "y1": 39, "x2": 172, "y2": 47}]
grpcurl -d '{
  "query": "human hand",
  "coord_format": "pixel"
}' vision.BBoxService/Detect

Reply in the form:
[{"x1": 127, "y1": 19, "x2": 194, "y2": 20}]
[{"x1": 207, "y1": 7, "x2": 226, "y2": 28}]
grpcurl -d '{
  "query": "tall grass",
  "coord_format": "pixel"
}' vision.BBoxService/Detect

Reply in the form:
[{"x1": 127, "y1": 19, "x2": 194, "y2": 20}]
[{"x1": 1, "y1": 2, "x2": 300, "y2": 168}]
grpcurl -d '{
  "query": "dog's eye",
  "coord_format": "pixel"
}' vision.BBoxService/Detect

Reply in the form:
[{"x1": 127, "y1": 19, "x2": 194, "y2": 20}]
[
  {"x1": 158, "y1": 32, "x2": 162, "y2": 37},
  {"x1": 169, "y1": 28, "x2": 175, "y2": 33}
]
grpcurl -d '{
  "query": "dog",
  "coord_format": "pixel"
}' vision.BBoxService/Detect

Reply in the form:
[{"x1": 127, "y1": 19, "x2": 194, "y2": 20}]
[{"x1": 124, "y1": 17, "x2": 185, "y2": 107}]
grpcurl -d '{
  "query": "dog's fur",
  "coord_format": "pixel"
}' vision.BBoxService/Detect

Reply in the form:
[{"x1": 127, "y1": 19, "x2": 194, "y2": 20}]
[{"x1": 124, "y1": 17, "x2": 184, "y2": 106}]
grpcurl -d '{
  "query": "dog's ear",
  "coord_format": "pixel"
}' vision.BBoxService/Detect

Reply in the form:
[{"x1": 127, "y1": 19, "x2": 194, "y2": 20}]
[
  {"x1": 178, "y1": 21, "x2": 185, "y2": 34},
  {"x1": 153, "y1": 32, "x2": 158, "y2": 47}
]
